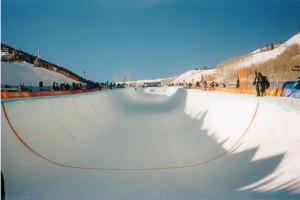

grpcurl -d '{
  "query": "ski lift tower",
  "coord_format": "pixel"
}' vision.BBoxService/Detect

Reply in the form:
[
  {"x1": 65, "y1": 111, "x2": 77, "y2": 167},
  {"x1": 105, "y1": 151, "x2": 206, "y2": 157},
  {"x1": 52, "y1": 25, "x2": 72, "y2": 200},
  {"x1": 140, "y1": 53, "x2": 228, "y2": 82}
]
[{"x1": 38, "y1": 49, "x2": 40, "y2": 59}]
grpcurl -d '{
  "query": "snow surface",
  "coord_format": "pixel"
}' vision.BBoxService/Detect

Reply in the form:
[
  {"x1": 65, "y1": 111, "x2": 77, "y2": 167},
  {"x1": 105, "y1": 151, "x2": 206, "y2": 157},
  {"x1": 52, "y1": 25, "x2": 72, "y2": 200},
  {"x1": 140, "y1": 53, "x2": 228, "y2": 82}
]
[
  {"x1": 173, "y1": 69, "x2": 216, "y2": 85},
  {"x1": 1, "y1": 61, "x2": 79, "y2": 87},
  {"x1": 2, "y1": 88, "x2": 300, "y2": 199}
]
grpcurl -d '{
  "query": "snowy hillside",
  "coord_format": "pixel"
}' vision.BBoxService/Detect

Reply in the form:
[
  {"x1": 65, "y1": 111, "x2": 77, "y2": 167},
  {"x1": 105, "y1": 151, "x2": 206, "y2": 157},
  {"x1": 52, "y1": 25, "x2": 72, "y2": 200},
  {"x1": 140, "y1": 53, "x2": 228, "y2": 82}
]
[
  {"x1": 172, "y1": 69, "x2": 215, "y2": 85},
  {"x1": 229, "y1": 33, "x2": 300, "y2": 69},
  {"x1": 1, "y1": 61, "x2": 80, "y2": 87},
  {"x1": 171, "y1": 33, "x2": 300, "y2": 85}
]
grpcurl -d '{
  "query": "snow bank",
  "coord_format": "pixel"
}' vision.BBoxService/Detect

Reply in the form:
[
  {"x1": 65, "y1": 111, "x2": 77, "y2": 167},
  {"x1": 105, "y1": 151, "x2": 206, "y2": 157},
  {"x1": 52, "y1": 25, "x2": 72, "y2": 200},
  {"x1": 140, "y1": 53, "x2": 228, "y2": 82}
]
[
  {"x1": 1, "y1": 61, "x2": 79, "y2": 86},
  {"x1": 2, "y1": 88, "x2": 300, "y2": 199},
  {"x1": 185, "y1": 90, "x2": 300, "y2": 194},
  {"x1": 172, "y1": 69, "x2": 216, "y2": 84}
]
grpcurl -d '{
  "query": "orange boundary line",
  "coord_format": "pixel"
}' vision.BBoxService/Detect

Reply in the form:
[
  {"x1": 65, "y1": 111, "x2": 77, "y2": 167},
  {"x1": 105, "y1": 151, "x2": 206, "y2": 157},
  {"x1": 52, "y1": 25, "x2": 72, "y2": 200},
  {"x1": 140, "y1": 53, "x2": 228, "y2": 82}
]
[{"x1": 2, "y1": 100, "x2": 260, "y2": 171}]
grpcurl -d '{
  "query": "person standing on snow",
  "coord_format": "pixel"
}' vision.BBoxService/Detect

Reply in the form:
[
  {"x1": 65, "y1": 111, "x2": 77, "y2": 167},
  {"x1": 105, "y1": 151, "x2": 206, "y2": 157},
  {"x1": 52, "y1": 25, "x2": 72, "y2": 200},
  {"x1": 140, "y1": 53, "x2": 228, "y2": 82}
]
[
  {"x1": 294, "y1": 77, "x2": 300, "y2": 89},
  {"x1": 253, "y1": 70, "x2": 264, "y2": 96},
  {"x1": 236, "y1": 78, "x2": 240, "y2": 88}
]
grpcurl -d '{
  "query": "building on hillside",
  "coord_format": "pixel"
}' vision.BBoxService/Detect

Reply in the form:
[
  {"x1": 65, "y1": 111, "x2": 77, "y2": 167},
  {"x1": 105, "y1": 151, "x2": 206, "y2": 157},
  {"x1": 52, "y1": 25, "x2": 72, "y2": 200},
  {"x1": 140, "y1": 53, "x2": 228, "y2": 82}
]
[{"x1": 143, "y1": 82, "x2": 161, "y2": 87}]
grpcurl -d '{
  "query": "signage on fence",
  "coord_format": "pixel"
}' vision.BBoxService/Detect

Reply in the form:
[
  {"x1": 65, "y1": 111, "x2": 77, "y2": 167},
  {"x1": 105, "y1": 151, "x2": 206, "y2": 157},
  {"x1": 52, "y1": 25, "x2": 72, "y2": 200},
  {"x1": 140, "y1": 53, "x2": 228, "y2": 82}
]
[
  {"x1": 292, "y1": 66, "x2": 300, "y2": 71},
  {"x1": 239, "y1": 68, "x2": 248, "y2": 89}
]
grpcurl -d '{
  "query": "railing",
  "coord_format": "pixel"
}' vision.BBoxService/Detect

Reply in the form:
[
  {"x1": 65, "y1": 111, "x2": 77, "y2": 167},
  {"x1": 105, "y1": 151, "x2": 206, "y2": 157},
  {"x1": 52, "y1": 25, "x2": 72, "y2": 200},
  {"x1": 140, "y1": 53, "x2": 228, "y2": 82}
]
[{"x1": 1, "y1": 87, "x2": 112, "y2": 99}]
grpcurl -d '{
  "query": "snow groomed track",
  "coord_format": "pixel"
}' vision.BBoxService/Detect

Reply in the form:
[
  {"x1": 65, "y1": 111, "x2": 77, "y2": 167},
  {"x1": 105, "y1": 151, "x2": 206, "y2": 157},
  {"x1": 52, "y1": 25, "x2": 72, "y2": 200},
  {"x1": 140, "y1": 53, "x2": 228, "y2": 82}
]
[{"x1": 1, "y1": 87, "x2": 300, "y2": 199}]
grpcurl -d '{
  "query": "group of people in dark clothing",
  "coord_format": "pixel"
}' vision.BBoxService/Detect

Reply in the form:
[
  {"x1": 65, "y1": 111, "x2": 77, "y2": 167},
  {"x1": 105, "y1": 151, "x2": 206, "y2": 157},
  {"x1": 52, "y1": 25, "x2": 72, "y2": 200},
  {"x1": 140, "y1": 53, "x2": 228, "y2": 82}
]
[{"x1": 52, "y1": 82, "x2": 72, "y2": 91}]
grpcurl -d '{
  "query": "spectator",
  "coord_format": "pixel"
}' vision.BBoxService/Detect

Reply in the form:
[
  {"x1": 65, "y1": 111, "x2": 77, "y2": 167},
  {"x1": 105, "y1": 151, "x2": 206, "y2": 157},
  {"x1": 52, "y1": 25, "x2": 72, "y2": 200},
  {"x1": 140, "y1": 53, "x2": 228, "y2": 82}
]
[
  {"x1": 253, "y1": 70, "x2": 264, "y2": 96},
  {"x1": 236, "y1": 78, "x2": 240, "y2": 88},
  {"x1": 18, "y1": 83, "x2": 24, "y2": 92},
  {"x1": 294, "y1": 77, "x2": 300, "y2": 89}
]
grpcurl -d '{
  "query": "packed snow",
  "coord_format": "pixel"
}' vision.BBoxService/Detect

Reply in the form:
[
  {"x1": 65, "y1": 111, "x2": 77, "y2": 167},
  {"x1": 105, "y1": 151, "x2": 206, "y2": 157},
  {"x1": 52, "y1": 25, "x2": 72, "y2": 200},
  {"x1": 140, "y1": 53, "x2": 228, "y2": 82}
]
[
  {"x1": 172, "y1": 69, "x2": 216, "y2": 85},
  {"x1": 1, "y1": 88, "x2": 300, "y2": 199},
  {"x1": 1, "y1": 61, "x2": 79, "y2": 87}
]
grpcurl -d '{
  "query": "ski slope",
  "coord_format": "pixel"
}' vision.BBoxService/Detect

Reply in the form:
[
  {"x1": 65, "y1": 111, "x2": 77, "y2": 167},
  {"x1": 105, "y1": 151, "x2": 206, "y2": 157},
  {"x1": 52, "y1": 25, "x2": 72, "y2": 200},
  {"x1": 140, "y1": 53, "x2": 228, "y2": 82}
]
[
  {"x1": 1, "y1": 61, "x2": 79, "y2": 87},
  {"x1": 1, "y1": 88, "x2": 300, "y2": 199}
]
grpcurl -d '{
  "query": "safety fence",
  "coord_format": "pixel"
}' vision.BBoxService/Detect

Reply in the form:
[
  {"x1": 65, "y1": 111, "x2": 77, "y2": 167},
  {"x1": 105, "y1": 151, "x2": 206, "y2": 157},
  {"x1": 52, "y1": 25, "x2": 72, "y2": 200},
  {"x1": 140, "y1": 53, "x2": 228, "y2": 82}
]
[
  {"x1": 1, "y1": 87, "x2": 111, "y2": 99},
  {"x1": 2, "y1": 86, "x2": 300, "y2": 99},
  {"x1": 213, "y1": 87, "x2": 283, "y2": 96},
  {"x1": 281, "y1": 89, "x2": 300, "y2": 98},
  {"x1": 193, "y1": 86, "x2": 300, "y2": 98}
]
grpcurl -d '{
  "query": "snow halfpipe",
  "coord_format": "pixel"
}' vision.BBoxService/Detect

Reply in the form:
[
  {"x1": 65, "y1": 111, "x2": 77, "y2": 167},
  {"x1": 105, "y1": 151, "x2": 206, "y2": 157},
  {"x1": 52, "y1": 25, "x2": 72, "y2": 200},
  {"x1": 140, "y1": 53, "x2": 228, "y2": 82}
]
[{"x1": 1, "y1": 87, "x2": 300, "y2": 199}]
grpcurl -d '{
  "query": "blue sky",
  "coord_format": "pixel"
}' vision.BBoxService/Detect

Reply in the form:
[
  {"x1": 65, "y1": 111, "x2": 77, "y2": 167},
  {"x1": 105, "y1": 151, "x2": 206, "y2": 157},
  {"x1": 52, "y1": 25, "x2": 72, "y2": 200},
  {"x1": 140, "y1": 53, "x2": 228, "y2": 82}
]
[{"x1": 2, "y1": 0, "x2": 300, "y2": 82}]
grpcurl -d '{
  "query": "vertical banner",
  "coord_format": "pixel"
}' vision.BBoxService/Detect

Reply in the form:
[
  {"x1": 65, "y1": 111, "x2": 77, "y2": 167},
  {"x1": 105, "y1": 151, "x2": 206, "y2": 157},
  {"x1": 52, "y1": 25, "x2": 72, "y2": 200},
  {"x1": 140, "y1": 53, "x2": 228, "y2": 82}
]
[
  {"x1": 239, "y1": 68, "x2": 248, "y2": 89},
  {"x1": 205, "y1": 75, "x2": 210, "y2": 88}
]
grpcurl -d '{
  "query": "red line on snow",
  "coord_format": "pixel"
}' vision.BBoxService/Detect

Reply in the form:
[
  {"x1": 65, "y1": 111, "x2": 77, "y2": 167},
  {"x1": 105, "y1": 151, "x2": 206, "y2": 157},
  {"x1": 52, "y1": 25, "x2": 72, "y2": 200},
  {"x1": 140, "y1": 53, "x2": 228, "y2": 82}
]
[{"x1": 1, "y1": 100, "x2": 259, "y2": 171}]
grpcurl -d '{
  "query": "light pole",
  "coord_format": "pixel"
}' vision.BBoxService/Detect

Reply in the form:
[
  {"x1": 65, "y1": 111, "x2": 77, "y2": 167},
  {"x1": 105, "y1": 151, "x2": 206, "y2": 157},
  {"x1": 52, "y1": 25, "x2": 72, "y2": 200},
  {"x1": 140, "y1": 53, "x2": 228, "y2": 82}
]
[{"x1": 38, "y1": 49, "x2": 40, "y2": 59}]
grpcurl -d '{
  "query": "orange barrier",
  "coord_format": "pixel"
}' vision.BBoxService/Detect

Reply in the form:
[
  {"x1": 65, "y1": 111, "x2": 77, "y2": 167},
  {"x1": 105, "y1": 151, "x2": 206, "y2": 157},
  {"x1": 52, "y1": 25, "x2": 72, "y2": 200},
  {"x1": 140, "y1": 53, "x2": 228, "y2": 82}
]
[
  {"x1": 1, "y1": 91, "x2": 69, "y2": 99},
  {"x1": 277, "y1": 88, "x2": 284, "y2": 96},
  {"x1": 240, "y1": 88, "x2": 247, "y2": 94},
  {"x1": 265, "y1": 88, "x2": 278, "y2": 96},
  {"x1": 245, "y1": 88, "x2": 256, "y2": 95},
  {"x1": 195, "y1": 87, "x2": 285, "y2": 97},
  {"x1": 1, "y1": 88, "x2": 111, "y2": 99},
  {"x1": 232, "y1": 88, "x2": 240, "y2": 93}
]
